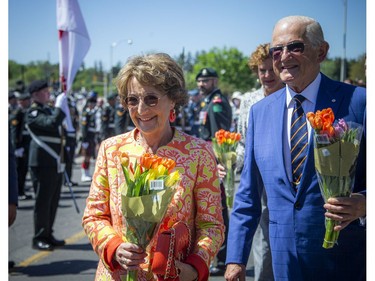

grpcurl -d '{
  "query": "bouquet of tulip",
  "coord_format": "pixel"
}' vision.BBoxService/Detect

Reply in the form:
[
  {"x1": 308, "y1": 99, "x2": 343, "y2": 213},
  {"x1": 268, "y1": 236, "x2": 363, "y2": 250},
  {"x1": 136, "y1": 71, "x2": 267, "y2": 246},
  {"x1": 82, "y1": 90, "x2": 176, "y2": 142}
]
[
  {"x1": 212, "y1": 129, "x2": 241, "y2": 208},
  {"x1": 113, "y1": 151, "x2": 180, "y2": 281},
  {"x1": 306, "y1": 108, "x2": 363, "y2": 249}
]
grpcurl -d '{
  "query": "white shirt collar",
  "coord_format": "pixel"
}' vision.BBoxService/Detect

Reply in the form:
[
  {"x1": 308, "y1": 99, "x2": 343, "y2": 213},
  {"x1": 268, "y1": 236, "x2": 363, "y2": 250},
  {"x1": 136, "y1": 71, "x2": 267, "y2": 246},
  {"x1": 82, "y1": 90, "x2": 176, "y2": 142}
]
[{"x1": 286, "y1": 73, "x2": 321, "y2": 108}]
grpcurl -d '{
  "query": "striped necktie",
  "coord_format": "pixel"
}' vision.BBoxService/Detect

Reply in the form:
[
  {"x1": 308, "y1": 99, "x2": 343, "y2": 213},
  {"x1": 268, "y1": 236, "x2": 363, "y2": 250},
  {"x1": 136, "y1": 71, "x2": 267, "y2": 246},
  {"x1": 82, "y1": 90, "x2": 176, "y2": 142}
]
[{"x1": 290, "y1": 95, "x2": 308, "y2": 187}]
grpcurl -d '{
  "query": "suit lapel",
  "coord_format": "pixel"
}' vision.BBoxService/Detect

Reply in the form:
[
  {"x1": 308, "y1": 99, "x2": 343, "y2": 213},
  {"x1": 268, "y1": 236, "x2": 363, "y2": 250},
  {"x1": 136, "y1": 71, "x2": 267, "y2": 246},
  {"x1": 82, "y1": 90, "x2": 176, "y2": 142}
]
[
  {"x1": 268, "y1": 89, "x2": 292, "y2": 192},
  {"x1": 314, "y1": 74, "x2": 342, "y2": 113}
]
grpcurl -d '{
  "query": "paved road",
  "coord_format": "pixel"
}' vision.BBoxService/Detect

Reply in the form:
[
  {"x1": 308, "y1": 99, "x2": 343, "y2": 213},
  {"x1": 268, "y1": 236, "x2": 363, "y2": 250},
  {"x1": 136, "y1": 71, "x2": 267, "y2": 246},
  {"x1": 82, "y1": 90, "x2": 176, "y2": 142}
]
[{"x1": 9, "y1": 157, "x2": 255, "y2": 280}]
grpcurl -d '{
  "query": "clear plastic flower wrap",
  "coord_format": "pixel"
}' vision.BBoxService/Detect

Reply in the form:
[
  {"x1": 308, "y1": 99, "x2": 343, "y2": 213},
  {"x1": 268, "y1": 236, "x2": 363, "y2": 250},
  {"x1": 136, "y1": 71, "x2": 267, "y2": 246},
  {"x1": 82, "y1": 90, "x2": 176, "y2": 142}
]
[{"x1": 307, "y1": 108, "x2": 363, "y2": 249}]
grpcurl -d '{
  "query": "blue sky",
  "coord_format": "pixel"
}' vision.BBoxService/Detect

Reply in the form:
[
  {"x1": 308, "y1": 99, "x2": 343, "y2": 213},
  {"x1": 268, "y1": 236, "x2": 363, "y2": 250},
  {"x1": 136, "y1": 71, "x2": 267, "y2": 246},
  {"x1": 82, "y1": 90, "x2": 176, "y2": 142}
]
[{"x1": 8, "y1": 0, "x2": 366, "y2": 70}]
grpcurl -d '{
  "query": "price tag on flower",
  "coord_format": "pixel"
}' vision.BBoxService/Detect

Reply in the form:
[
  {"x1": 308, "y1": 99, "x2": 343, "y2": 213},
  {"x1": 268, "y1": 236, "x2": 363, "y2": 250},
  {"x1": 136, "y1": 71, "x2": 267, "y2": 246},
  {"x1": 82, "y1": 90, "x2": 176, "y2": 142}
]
[
  {"x1": 150, "y1": 180, "x2": 165, "y2": 190},
  {"x1": 307, "y1": 108, "x2": 363, "y2": 249},
  {"x1": 212, "y1": 129, "x2": 241, "y2": 208}
]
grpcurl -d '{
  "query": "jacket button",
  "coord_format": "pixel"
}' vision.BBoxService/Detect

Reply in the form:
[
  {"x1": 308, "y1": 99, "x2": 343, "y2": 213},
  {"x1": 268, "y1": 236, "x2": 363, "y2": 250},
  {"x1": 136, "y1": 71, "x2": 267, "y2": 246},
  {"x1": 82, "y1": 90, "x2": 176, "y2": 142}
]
[{"x1": 294, "y1": 202, "x2": 302, "y2": 210}]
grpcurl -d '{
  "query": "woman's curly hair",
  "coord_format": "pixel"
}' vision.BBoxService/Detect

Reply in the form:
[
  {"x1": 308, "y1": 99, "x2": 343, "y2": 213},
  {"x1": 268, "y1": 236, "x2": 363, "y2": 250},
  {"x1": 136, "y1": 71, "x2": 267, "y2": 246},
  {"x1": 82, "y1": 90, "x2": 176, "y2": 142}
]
[{"x1": 115, "y1": 53, "x2": 189, "y2": 109}]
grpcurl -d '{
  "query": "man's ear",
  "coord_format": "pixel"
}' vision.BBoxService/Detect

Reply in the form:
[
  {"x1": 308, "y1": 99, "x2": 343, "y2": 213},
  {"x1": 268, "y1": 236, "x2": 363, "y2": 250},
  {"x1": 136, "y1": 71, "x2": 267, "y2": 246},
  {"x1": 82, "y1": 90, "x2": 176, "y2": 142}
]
[{"x1": 317, "y1": 41, "x2": 330, "y2": 63}]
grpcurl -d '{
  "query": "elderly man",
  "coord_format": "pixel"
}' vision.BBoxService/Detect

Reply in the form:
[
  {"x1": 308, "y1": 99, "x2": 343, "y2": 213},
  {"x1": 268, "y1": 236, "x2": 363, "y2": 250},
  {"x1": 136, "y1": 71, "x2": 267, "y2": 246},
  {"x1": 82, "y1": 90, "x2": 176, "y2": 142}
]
[{"x1": 225, "y1": 16, "x2": 366, "y2": 281}]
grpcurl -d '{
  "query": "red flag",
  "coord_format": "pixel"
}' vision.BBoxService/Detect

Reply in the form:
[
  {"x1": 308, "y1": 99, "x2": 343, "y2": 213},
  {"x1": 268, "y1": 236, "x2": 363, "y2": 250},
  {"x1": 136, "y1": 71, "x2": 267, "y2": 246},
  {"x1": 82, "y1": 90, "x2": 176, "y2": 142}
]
[{"x1": 57, "y1": 0, "x2": 90, "y2": 93}]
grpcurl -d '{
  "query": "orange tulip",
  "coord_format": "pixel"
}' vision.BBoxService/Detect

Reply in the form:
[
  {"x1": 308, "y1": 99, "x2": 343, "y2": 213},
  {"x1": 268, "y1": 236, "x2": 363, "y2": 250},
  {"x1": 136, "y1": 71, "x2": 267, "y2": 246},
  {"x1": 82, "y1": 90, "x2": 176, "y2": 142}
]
[
  {"x1": 307, "y1": 108, "x2": 335, "y2": 133},
  {"x1": 307, "y1": 108, "x2": 336, "y2": 140},
  {"x1": 224, "y1": 131, "x2": 230, "y2": 139},
  {"x1": 215, "y1": 129, "x2": 224, "y2": 140},
  {"x1": 160, "y1": 158, "x2": 176, "y2": 172},
  {"x1": 321, "y1": 109, "x2": 334, "y2": 128},
  {"x1": 140, "y1": 153, "x2": 156, "y2": 169},
  {"x1": 235, "y1": 133, "x2": 241, "y2": 141}
]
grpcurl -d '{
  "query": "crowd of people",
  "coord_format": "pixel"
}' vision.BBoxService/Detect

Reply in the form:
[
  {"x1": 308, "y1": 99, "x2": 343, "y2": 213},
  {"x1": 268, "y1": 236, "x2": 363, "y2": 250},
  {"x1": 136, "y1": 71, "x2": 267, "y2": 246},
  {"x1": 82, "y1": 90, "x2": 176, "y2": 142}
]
[
  {"x1": 8, "y1": 80, "x2": 134, "y2": 251},
  {"x1": 9, "y1": 86, "x2": 133, "y2": 186},
  {"x1": 9, "y1": 14, "x2": 366, "y2": 281}
]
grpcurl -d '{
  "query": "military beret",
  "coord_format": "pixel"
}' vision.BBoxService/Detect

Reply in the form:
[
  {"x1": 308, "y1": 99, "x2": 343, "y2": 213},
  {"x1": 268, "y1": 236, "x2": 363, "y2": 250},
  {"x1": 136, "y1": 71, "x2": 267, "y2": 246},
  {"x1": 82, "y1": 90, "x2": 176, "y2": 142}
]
[
  {"x1": 28, "y1": 79, "x2": 48, "y2": 94},
  {"x1": 196, "y1": 67, "x2": 218, "y2": 80},
  {"x1": 14, "y1": 91, "x2": 31, "y2": 100},
  {"x1": 15, "y1": 80, "x2": 26, "y2": 92}
]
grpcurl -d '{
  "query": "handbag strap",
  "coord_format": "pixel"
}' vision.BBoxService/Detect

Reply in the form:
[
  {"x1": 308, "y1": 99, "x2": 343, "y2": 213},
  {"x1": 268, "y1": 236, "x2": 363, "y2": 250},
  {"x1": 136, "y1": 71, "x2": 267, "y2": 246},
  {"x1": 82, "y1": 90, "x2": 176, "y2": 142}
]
[
  {"x1": 165, "y1": 226, "x2": 176, "y2": 278},
  {"x1": 164, "y1": 221, "x2": 192, "y2": 279}
]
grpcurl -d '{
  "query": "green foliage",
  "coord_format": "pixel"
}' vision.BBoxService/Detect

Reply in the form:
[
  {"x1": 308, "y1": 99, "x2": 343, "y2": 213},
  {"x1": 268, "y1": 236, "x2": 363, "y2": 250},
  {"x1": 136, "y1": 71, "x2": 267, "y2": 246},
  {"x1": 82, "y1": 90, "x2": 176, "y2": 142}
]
[
  {"x1": 321, "y1": 58, "x2": 341, "y2": 81},
  {"x1": 348, "y1": 54, "x2": 366, "y2": 84},
  {"x1": 8, "y1": 60, "x2": 107, "y2": 95},
  {"x1": 9, "y1": 60, "x2": 60, "y2": 91},
  {"x1": 186, "y1": 47, "x2": 256, "y2": 95},
  {"x1": 174, "y1": 48, "x2": 195, "y2": 73},
  {"x1": 8, "y1": 50, "x2": 366, "y2": 96}
]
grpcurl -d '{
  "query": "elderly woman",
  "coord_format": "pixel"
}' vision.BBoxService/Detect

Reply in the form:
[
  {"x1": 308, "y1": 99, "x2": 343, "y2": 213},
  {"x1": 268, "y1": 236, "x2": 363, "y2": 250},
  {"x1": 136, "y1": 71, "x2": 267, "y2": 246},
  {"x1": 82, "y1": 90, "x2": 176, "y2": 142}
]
[{"x1": 82, "y1": 53, "x2": 224, "y2": 281}]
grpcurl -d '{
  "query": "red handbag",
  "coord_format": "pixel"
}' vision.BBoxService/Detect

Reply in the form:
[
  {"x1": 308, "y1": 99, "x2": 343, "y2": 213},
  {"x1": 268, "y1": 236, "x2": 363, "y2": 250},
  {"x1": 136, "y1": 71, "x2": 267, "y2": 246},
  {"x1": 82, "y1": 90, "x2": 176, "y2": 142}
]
[{"x1": 151, "y1": 221, "x2": 192, "y2": 280}]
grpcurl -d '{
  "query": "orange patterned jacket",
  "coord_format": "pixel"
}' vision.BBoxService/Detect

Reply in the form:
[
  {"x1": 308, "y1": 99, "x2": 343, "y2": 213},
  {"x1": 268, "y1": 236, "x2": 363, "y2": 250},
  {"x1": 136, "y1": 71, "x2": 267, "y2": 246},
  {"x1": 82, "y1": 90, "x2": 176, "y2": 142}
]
[{"x1": 82, "y1": 128, "x2": 225, "y2": 281}]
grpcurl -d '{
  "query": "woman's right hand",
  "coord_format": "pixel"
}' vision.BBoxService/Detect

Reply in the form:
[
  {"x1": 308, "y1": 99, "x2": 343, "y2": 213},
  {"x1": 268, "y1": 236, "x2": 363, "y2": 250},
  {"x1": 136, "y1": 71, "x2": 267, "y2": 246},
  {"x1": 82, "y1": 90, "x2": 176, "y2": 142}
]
[
  {"x1": 114, "y1": 242, "x2": 147, "y2": 270},
  {"x1": 217, "y1": 163, "x2": 226, "y2": 180}
]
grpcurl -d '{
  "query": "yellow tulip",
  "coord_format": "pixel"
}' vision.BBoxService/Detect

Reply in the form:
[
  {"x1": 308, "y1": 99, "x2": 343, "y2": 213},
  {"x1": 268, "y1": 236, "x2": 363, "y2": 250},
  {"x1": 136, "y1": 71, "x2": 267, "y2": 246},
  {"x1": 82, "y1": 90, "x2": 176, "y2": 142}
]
[
  {"x1": 165, "y1": 170, "x2": 180, "y2": 187},
  {"x1": 156, "y1": 165, "x2": 167, "y2": 177}
]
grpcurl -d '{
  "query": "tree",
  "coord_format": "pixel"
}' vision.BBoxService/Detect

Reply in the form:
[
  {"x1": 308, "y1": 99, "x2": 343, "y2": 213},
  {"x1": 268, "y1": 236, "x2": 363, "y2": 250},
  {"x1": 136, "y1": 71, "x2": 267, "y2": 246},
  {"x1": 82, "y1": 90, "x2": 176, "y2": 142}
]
[
  {"x1": 8, "y1": 60, "x2": 59, "y2": 91},
  {"x1": 321, "y1": 58, "x2": 341, "y2": 81},
  {"x1": 187, "y1": 47, "x2": 256, "y2": 95},
  {"x1": 175, "y1": 48, "x2": 195, "y2": 73},
  {"x1": 8, "y1": 50, "x2": 366, "y2": 96},
  {"x1": 348, "y1": 54, "x2": 366, "y2": 84}
]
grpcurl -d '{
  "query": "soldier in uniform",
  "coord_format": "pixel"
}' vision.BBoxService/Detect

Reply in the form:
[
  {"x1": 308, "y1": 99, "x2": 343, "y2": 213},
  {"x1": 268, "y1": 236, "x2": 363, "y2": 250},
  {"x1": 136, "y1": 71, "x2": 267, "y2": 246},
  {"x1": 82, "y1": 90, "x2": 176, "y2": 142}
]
[
  {"x1": 9, "y1": 91, "x2": 18, "y2": 114},
  {"x1": 9, "y1": 92, "x2": 32, "y2": 200},
  {"x1": 195, "y1": 67, "x2": 232, "y2": 276},
  {"x1": 114, "y1": 95, "x2": 132, "y2": 135},
  {"x1": 94, "y1": 96, "x2": 104, "y2": 155},
  {"x1": 26, "y1": 79, "x2": 69, "y2": 251},
  {"x1": 79, "y1": 94, "x2": 97, "y2": 182},
  {"x1": 100, "y1": 92, "x2": 117, "y2": 140},
  {"x1": 8, "y1": 80, "x2": 26, "y2": 114},
  {"x1": 196, "y1": 68, "x2": 232, "y2": 140}
]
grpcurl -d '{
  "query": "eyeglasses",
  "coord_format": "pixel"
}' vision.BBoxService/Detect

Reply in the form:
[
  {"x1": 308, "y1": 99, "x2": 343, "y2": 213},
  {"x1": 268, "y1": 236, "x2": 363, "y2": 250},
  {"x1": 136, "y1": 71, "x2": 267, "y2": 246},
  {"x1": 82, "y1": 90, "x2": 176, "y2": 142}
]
[
  {"x1": 269, "y1": 42, "x2": 306, "y2": 60},
  {"x1": 124, "y1": 94, "x2": 164, "y2": 108}
]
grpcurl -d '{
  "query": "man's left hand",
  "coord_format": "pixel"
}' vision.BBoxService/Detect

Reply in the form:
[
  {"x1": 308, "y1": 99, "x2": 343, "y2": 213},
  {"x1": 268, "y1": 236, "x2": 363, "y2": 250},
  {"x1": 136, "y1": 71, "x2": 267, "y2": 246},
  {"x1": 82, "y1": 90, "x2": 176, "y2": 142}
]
[{"x1": 324, "y1": 193, "x2": 366, "y2": 230}]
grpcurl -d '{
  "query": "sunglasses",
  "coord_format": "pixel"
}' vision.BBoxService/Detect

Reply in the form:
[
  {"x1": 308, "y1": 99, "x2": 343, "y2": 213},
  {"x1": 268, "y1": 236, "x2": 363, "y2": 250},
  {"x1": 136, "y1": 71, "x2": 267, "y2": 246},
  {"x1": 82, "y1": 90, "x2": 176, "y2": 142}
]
[
  {"x1": 124, "y1": 94, "x2": 164, "y2": 107},
  {"x1": 269, "y1": 42, "x2": 306, "y2": 60}
]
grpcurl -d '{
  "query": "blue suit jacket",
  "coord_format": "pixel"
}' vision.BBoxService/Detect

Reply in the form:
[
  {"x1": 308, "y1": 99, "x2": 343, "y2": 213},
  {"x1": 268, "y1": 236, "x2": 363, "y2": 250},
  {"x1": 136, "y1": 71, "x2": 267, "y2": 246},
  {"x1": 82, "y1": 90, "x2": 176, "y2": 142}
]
[{"x1": 226, "y1": 74, "x2": 366, "y2": 281}]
